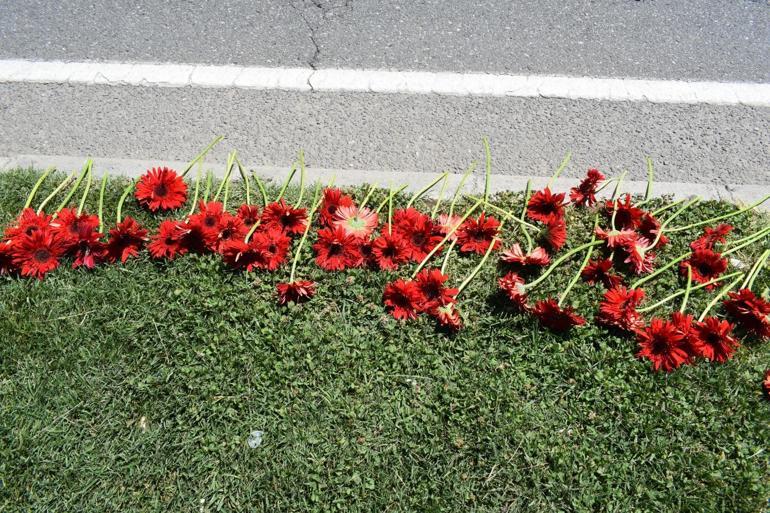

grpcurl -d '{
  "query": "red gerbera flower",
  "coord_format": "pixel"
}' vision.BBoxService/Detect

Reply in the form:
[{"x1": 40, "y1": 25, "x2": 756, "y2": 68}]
[
  {"x1": 188, "y1": 201, "x2": 225, "y2": 241},
  {"x1": 532, "y1": 298, "x2": 586, "y2": 333},
  {"x1": 212, "y1": 213, "x2": 247, "y2": 253},
  {"x1": 220, "y1": 239, "x2": 263, "y2": 271},
  {"x1": 539, "y1": 217, "x2": 567, "y2": 251},
  {"x1": 594, "y1": 226, "x2": 637, "y2": 249},
  {"x1": 106, "y1": 216, "x2": 148, "y2": 263},
  {"x1": 431, "y1": 302, "x2": 462, "y2": 331},
  {"x1": 0, "y1": 241, "x2": 15, "y2": 275},
  {"x1": 148, "y1": 220, "x2": 188, "y2": 260},
  {"x1": 67, "y1": 224, "x2": 107, "y2": 269},
  {"x1": 604, "y1": 194, "x2": 644, "y2": 230},
  {"x1": 10, "y1": 229, "x2": 65, "y2": 279},
  {"x1": 569, "y1": 168, "x2": 605, "y2": 207},
  {"x1": 261, "y1": 200, "x2": 308, "y2": 236},
  {"x1": 176, "y1": 220, "x2": 213, "y2": 254},
  {"x1": 690, "y1": 224, "x2": 733, "y2": 251},
  {"x1": 249, "y1": 228, "x2": 291, "y2": 271},
  {"x1": 370, "y1": 232, "x2": 410, "y2": 271},
  {"x1": 622, "y1": 236, "x2": 656, "y2": 275},
  {"x1": 635, "y1": 318, "x2": 691, "y2": 372},
  {"x1": 236, "y1": 204, "x2": 261, "y2": 227},
  {"x1": 498, "y1": 272, "x2": 528, "y2": 310},
  {"x1": 456, "y1": 213, "x2": 501, "y2": 255},
  {"x1": 313, "y1": 226, "x2": 362, "y2": 271},
  {"x1": 500, "y1": 243, "x2": 550, "y2": 268},
  {"x1": 723, "y1": 289, "x2": 770, "y2": 340},
  {"x1": 135, "y1": 167, "x2": 187, "y2": 212},
  {"x1": 581, "y1": 258, "x2": 623, "y2": 289},
  {"x1": 276, "y1": 280, "x2": 317, "y2": 305},
  {"x1": 383, "y1": 279, "x2": 421, "y2": 320},
  {"x1": 596, "y1": 286, "x2": 645, "y2": 332},
  {"x1": 680, "y1": 249, "x2": 727, "y2": 290},
  {"x1": 527, "y1": 187, "x2": 566, "y2": 223},
  {"x1": 436, "y1": 213, "x2": 463, "y2": 241},
  {"x1": 50, "y1": 208, "x2": 100, "y2": 245},
  {"x1": 670, "y1": 311, "x2": 700, "y2": 356},
  {"x1": 4, "y1": 208, "x2": 52, "y2": 240},
  {"x1": 391, "y1": 208, "x2": 442, "y2": 260},
  {"x1": 414, "y1": 268, "x2": 458, "y2": 312},
  {"x1": 638, "y1": 212, "x2": 669, "y2": 249},
  {"x1": 691, "y1": 317, "x2": 740, "y2": 363},
  {"x1": 320, "y1": 188, "x2": 354, "y2": 226},
  {"x1": 763, "y1": 370, "x2": 770, "y2": 399},
  {"x1": 333, "y1": 205, "x2": 379, "y2": 239}
]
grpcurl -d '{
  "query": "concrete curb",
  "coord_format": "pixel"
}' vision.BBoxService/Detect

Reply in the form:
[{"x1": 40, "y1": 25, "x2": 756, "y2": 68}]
[{"x1": 2, "y1": 153, "x2": 768, "y2": 209}]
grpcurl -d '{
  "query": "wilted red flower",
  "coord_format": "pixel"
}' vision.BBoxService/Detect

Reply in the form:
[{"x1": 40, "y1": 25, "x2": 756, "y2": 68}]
[
  {"x1": 383, "y1": 279, "x2": 421, "y2": 320},
  {"x1": 581, "y1": 258, "x2": 623, "y2": 289},
  {"x1": 320, "y1": 188, "x2": 354, "y2": 226},
  {"x1": 763, "y1": 370, "x2": 770, "y2": 399},
  {"x1": 0, "y1": 241, "x2": 15, "y2": 275},
  {"x1": 569, "y1": 168, "x2": 605, "y2": 207},
  {"x1": 313, "y1": 226, "x2": 362, "y2": 271},
  {"x1": 594, "y1": 226, "x2": 636, "y2": 249},
  {"x1": 500, "y1": 243, "x2": 550, "y2": 268},
  {"x1": 635, "y1": 318, "x2": 691, "y2": 372},
  {"x1": 723, "y1": 289, "x2": 770, "y2": 340},
  {"x1": 106, "y1": 216, "x2": 148, "y2": 263},
  {"x1": 436, "y1": 213, "x2": 463, "y2": 241},
  {"x1": 414, "y1": 268, "x2": 458, "y2": 312},
  {"x1": 638, "y1": 213, "x2": 669, "y2": 249},
  {"x1": 236, "y1": 204, "x2": 261, "y2": 227},
  {"x1": 135, "y1": 167, "x2": 187, "y2": 211},
  {"x1": 692, "y1": 317, "x2": 740, "y2": 363},
  {"x1": 50, "y1": 208, "x2": 99, "y2": 244},
  {"x1": 67, "y1": 224, "x2": 107, "y2": 269},
  {"x1": 391, "y1": 208, "x2": 442, "y2": 260},
  {"x1": 333, "y1": 205, "x2": 379, "y2": 239},
  {"x1": 498, "y1": 272, "x2": 528, "y2": 310},
  {"x1": 370, "y1": 232, "x2": 410, "y2": 271},
  {"x1": 276, "y1": 280, "x2": 317, "y2": 305},
  {"x1": 148, "y1": 220, "x2": 188, "y2": 260},
  {"x1": 532, "y1": 298, "x2": 586, "y2": 333},
  {"x1": 249, "y1": 228, "x2": 291, "y2": 271},
  {"x1": 604, "y1": 194, "x2": 644, "y2": 230},
  {"x1": 622, "y1": 236, "x2": 656, "y2": 275},
  {"x1": 10, "y1": 229, "x2": 65, "y2": 279},
  {"x1": 539, "y1": 217, "x2": 567, "y2": 251},
  {"x1": 690, "y1": 224, "x2": 733, "y2": 251},
  {"x1": 431, "y1": 302, "x2": 462, "y2": 331},
  {"x1": 527, "y1": 187, "x2": 566, "y2": 223},
  {"x1": 596, "y1": 286, "x2": 645, "y2": 332},
  {"x1": 680, "y1": 249, "x2": 727, "y2": 290},
  {"x1": 456, "y1": 213, "x2": 501, "y2": 255},
  {"x1": 3, "y1": 208, "x2": 52, "y2": 240},
  {"x1": 261, "y1": 200, "x2": 308, "y2": 236}
]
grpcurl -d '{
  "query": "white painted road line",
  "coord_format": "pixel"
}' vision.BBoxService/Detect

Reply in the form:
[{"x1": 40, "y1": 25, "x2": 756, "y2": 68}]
[{"x1": 0, "y1": 59, "x2": 769, "y2": 107}]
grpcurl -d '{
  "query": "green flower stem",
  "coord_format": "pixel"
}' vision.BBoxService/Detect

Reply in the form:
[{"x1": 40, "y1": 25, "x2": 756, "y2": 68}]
[
  {"x1": 483, "y1": 137, "x2": 492, "y2": 204},
  {"x1": 558, "y1": 235, "x2": 595, "y2": 307},
  {"x1": 406, "y1": 172, "x2": 449, "y2": 209},
  {"x1": 743, "y1": 249, "x2": 769, "y2": 290},
  {"x1": 519, "y1": 180, "x2": 534, "y2": 252},
  {"x1": 202, "y1": 170, "x2": 213, "y2": 203},
  {"x1": 275, "y1": 163, "x2": 298, "y2": 202},
  {"x1": 412, "y1": 198, "x2": 484, "y2": 278},
  {"x1": 609, "y1": 171, "x2": 627, "y2": 232},
  {"x1": 24, "y1": 166, "x2": 54, "y2": 209},
  {"x1": 116, "y1": 181, "x2": 135, "y2": 223},
  {"x1": 222, "y1": 174, "x2": 232, "y2": 211},
  {"x1": 466, "y1": 196, "x2": 541, "y2": 231},
  {"x1": 359, "y1": 182, "x2": 379, "y2": 210},
  {"x1": 213, "y1": 151, "x2": 236, "y2": 203},
  {"x1": 37, "y1": 171, "x2": 76, "y2": 214},
  {"x1": 387, "y1": 185, "x2": 395, "y2": 235},
  {"x1": 651, "y1": 198, "x2": 686, "y2": 217},
  {"x1": 97, "y1": 173, "x2": 108, "y2": 233},
  {"x1": 180, "y1": 135, "x2": 224, "y2": 177},
  {"x1": 630, "y1": 251, "x2": 691, "y2": 289},
  {"x1": 667, "y1": 194, "x2": 770, "y2": 233},
  {"x1": 679, "y1": 264, "x2": 693, "y2": 313},
  {"x1": 289, "y1": 184, "x2": 323, "y2": 282},
  {"x1": 244, "y1": 220, "x2": 261, "y2": 243},
  {"x1": 250, "y1": 171, "x2": 269, "y2": 207},
  {"x1": 440, "y1": 239, "x2": 457, "y2": 275},
  {"x1": 236, "y1": 158, "x2": 251, "y2": 205},
  {"x1": 448, "y1": 161, "x2": 476, "y2": 218},
  {"x1": 594, "y1": 175, "x2": 619, "y2": 194},
  {"x1": 547, "y1": 151, "x2": 572, "y2": 189},
  {"x1": 295, "y1": 150, "x2": 306, "y2": 207},
  {"x1": 187, "y1": 165, "x2": 203, "y2": 217},
  {"x1": 636, "y1": 270, "x2": 744, "y2": 314},
  {"x1": 697, "y1": 274, "x2": 745, "y2": 322},
  {"x1": 57, "y1": 160, "x2": 90, "y2": 212},
  {"x1": 431, "y1": 173, "x2": 449, "y2": 219},
  {"x1": 524, "y1": 240, "x2": 604, "y2": 291},
  {"x1": 457, "y1": 221, "x2": 505, "y2": 296},
  {"x1": 651, "y1": 196, "x2": 700, "y2": 248},
  {"x1": 722, "y1": 226, "x2": 770, "y2": 257},
  {"x1": 76, "y1": 163, "x2": 94, "y2": 215},
  {"x1": 375, "y1": 184, "x2": 407, "y2": 214},
  {"x1": 645, "y1": 157, "x2": 654, "y2": 201}
]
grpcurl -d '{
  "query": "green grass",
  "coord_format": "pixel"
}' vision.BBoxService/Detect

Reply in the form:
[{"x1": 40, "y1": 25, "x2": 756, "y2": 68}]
[{"x1": 1, "y1": 168, "x2": 769, "y2": 512}]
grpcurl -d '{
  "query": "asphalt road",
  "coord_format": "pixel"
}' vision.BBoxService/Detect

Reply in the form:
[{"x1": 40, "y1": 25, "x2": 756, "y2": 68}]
[{"x1": 1, "y1": 0, "x2": 768, "y2": 82}]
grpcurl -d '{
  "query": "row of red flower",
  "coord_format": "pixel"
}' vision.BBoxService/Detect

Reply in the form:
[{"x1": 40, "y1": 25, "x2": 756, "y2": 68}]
[{"x1": 1, "y1": 165, "x2": 769, "y2": 380}]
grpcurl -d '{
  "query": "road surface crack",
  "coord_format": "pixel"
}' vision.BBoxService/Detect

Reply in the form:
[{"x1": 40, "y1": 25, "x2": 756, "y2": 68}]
[{"x1": 291, "y1": 0, "x2": 352, "y2": 75}]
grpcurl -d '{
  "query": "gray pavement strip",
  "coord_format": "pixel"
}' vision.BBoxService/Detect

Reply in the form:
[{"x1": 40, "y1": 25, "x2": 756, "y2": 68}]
[{"x1": 2, "y1": 153, "x2": 768, "y2": 210}]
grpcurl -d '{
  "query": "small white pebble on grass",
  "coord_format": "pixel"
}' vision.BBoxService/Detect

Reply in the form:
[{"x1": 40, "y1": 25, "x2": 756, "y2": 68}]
[
  {"x1": 730, "y1": 257, "x2": 747, "y2": 269},
  {"x1": 247, "y1": 430, "x2": 264, "y2": 448}
]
